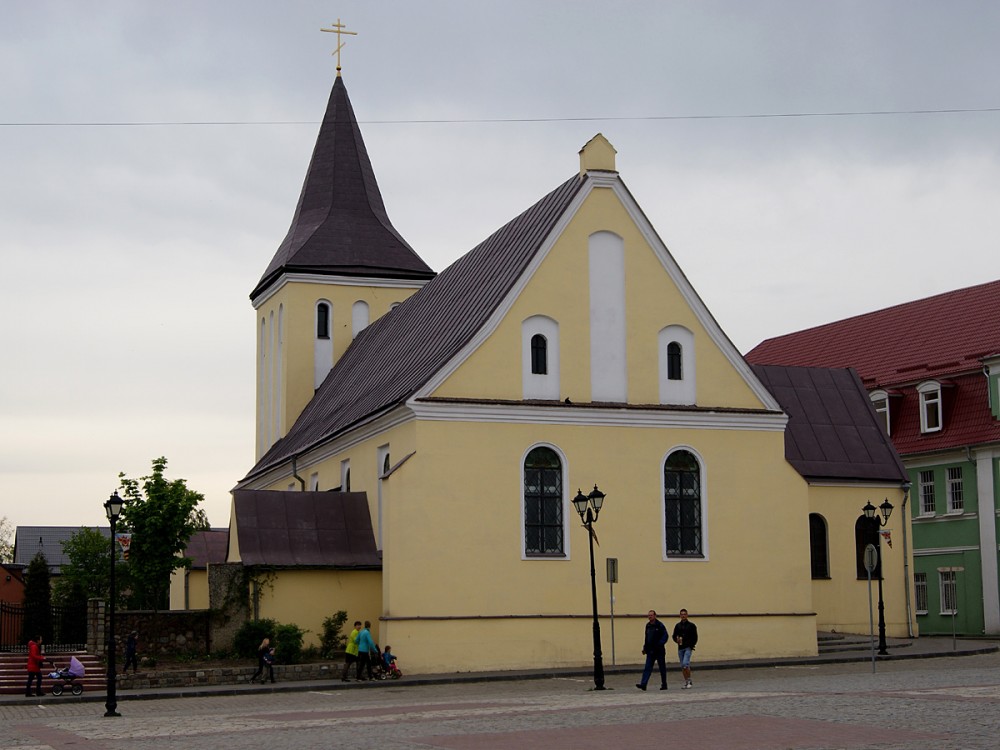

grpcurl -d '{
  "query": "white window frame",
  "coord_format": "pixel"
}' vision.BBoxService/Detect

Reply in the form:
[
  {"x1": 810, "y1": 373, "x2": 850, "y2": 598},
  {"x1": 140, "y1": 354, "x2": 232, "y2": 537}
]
[
  {"x1": 919, "y1": 470, "x2": 936, "y2": 516},
  {"x1": 939, "y1": 570, "x2": 958, "y2": 615},
  {"x1": 340, "y1": 459, "x2": 351, "y2": 492},
  {"x1": 869, "y1": 390, "x2": 890, "y2": 435},
  {"x1": 309, "y1": 472, "x2": 319, "y2": 491},
  {"x1": 946, "y1": 466, "x2": 964, "y2": 513},
  {"x1": 914, "y1": 572, "x2": 928, "y2": 614},
  {"x1": 658, "y1": 325, "x2": 696, "y2": 405},
  {"x1": 917, "y1": 381, "x2": 943, "y2": 433},
  {"x1": 314, "y1": 299, "x2": 334, "y2": 389},
  {"x1": 521, "y1": 316, "x2": 560, "y2": 400}
]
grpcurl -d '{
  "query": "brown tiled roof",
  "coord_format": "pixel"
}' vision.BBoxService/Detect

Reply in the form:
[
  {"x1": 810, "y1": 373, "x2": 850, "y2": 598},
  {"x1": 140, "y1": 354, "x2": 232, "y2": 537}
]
[
  {"x1": 751, "y1": 365, "x2": 908, "y2": 483},
  {"x1": 251, "y1": 76, "x2": 435, "y2": 301},
  {"x1": 232, "y1": 490, "x2": 381, "y2": 568},
  {"x1": 746, "y1": 279, "x2": 1000, "y2": 385},
  {"x1": 243, "y1": 173, "x2": 585, "y2": 481},
  {"x1": 182, "y1": 529, "x2": 229, "y2": 569}
]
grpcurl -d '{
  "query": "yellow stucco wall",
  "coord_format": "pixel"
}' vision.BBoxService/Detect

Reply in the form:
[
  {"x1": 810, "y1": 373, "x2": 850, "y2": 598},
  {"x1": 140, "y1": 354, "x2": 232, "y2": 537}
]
[
  {"x1": 434, "y1": 186, "x2": 767, "y2": 410},
  {"x1": 254, "y1": 281, "x2": 423, "y2": 458},
  {"x1": 255, "y1": 569, "x2": 383, "y2": 650},
  {"x1": 169, "y1": 569, "x2": 210, "y2": 610},
  {"x1": 809, "y1": 484, "x2": 916, "y2": 638}
]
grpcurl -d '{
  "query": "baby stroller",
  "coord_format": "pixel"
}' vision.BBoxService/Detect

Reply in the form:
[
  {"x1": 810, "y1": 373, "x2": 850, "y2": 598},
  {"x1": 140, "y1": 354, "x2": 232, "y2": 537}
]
[{"x1": 48, "y1": 656, "x2": 86, "y2": 696}]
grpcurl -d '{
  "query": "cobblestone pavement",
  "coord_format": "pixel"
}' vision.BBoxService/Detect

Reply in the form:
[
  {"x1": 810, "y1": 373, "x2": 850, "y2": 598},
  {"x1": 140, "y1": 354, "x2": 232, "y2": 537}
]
[{"x1": 2, "y1": 654, "x2": 999, "y2": 750}]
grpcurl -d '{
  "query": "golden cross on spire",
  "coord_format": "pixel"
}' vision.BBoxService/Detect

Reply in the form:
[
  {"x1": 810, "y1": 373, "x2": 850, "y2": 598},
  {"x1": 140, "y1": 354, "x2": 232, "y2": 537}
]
[{"x1": 321, "y1": 18, "x2": 357, "y2": 76}]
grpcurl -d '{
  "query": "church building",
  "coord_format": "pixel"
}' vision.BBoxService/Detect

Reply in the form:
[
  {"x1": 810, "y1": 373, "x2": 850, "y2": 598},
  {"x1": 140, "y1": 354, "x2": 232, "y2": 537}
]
[{"x1": 225, "y1": 64, "x2": 912, "y2": 674}]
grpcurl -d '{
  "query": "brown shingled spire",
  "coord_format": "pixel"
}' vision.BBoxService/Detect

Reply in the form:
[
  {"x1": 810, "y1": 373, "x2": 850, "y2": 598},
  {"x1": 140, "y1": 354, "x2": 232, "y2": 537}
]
[{"x1": 251, "y1": 76, "x2": 434, "y2": 301}]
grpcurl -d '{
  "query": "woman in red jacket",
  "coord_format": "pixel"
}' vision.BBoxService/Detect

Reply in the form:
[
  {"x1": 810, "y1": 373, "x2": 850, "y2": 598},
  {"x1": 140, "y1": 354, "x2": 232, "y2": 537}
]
[{"x1": 25, "y1": 634, "x2": 44, "y2": 697}]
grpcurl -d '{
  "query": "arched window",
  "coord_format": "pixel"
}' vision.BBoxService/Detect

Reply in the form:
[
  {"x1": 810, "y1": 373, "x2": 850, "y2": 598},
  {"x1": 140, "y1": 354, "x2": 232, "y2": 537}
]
[
  {"x1": 383, "y1": 453, "x2": 391, "y2": 475},
  {"x1": 316, "y1": 302, "x2": 331, "y2": 339},
  {"x1": 809, "y1": 513, "x2": 829, "y2": 578},
  {"x1": 855, "y1": 516, "x2": 882, "y2": 579},
  {"x1": 523, "y1": 446, "x2": 564, "y2": 556},
  {"x1": 522, "y1": 316, "x2": 559, "y2": 400},
  {"x1": 531, "y1": 334, "x2": 547, "y2": 375},
  {"x1": 664, "y1": 450, "x2": 703, "y2": 557},
  {"x1": 352, "y1": 300, "x2": 370, "y2": 338},
  {"x1": 667, "y1": 341, "x2": 682, "y2": 380},
  {"x1": 658, "y1": 325, "x2": 696, "y2": 405}
]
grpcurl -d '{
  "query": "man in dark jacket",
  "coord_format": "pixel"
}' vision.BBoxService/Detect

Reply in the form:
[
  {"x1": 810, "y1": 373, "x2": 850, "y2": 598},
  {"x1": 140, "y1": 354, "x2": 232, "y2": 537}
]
[
  {"x1": 636, "y1": 610, "x2": 668, "y2": 690},
  {"x1": 672, "y1": 608, "x2": 699, "y2": 689}
]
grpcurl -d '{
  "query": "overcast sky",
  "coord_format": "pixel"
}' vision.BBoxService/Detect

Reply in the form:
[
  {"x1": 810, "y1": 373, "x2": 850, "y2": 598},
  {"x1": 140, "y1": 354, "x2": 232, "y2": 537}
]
[{"x1": 2, "y1": 1, "x2": 998, "y2": 531}]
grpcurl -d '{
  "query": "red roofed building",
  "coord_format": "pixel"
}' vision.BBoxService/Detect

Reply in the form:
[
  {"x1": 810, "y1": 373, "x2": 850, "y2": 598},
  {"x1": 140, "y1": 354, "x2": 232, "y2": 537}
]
[{"x1": 747, "y1": 279, "x2": 1000, "y2": 636}]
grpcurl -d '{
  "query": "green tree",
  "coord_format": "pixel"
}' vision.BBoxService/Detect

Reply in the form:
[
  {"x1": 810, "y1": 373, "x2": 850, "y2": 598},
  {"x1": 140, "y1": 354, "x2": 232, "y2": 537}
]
[
  {"x1": 22, "y1": 552, "x2": 52, "y2": 643},
  {"x1": 54, "y1": 527, "x2": 130, "y2": 608},
  {"x1": 0, "y1": 515, "x2": 13, "y2": 563},
  {"x1": 118, "y1": 456, "x2": 210, "y2": 610}
]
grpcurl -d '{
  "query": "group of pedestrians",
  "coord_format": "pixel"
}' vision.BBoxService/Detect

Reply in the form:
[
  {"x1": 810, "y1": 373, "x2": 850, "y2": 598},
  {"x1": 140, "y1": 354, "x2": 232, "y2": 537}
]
[
  {"x1": 636, "y1": 608, "x2": 698, "y2": 691},
  {"x1": 341, "y1": 619, "x2": 380, "y2": 681}
]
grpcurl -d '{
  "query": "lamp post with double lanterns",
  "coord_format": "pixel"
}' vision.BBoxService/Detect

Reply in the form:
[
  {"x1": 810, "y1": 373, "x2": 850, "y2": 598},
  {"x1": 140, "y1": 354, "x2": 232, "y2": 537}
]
[
  {"x1": 104, "y1": 491, "x2": 124, "y2": 718},
  {"x1": 573, "y1": 484, "x2": 607, "y2": 691},
  {"x1": 863, "y1": 498, "x2": 893, "y2": 656}
]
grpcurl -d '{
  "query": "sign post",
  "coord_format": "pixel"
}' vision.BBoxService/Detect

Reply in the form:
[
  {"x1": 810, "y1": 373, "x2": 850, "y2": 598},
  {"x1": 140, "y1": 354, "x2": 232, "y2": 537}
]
[
  {"x1": 864, "y1": 544, "x2": 878, "y2": 673},
  {"x1": 606, "y1": 558, "x2": 618, "y2": 665}
]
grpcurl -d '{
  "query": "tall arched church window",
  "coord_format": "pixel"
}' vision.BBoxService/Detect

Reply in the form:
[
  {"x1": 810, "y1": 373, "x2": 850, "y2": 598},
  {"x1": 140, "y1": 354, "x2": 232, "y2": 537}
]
[
  {"x1": 531, "y1": 334, "x2": 547, "y2": 374},
  {"x1": 664, "y1": 449, "x2": 703, "y2": 557},
  {"x1": 523, "y1": 446, "x2": 564, "y2": 556},
  {"x1": 658, "y1": 325, "x2": 695, "y2": 404},
  {"x1": 809, "y1": 513, "x2": 829, "y2": 578},
  {"x1": 314, "y1": 300, "x2": 334, "y2": 389},
  {"x1": 855, "y1": 516, "x2": 882, "y2": 579}
]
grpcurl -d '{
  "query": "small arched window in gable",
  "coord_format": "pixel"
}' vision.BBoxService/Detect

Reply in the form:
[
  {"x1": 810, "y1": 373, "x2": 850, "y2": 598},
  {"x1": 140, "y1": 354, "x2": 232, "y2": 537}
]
[
  {"x1": 667, "y1": 341, "x2": 682, "y2": 380},
  {"x1": 316, "y1": 302, "x2": 331, "y2": 339},
  {"x1": 531, "y1": 334, "x2": 547, "y2": 375}
]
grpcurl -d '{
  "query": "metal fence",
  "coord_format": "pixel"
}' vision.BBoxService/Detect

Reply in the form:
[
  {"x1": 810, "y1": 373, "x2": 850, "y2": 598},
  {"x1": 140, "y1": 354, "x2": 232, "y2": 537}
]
[{"x1": 0, "y1": 601, "x2": 86, "y2": 653}]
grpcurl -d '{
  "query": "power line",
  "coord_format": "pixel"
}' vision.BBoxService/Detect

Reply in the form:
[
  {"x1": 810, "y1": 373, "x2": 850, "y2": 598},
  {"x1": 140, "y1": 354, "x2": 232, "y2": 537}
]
[{"x1": 1, "y1": 106, "x2": 998, "y2": 127}]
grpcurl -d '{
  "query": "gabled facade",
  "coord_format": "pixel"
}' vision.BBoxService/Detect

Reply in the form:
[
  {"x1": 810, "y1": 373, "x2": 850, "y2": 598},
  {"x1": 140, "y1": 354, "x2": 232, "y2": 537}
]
[
  {"x1": 747, "y1": 280, "x2": 1000, "y2": 636},
  {"x1": 229, "y1": 73, "x2": 912, "y2": 673}
]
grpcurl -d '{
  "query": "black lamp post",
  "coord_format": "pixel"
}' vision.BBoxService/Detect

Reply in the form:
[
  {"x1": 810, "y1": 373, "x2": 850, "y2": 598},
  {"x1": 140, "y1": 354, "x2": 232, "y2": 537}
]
[
  {"x1": 863, "y1": 498, "x2": 893, "y2": 656},
  {"x1": 573, "y1": 485, "x2": 607, "y2": 691},
  {"x1": 104, "y1": 491, "x2": 124, "y2": 717}
]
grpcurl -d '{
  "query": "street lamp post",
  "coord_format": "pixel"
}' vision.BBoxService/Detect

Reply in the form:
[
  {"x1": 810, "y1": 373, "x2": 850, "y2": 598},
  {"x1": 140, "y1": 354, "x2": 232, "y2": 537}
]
[
  {"x1": 104, "y1": 491, "x2": 124, "y2": 718},
  {"x1": 863, "y1": 498, "x2": 894, "y2": 656},
  {"x1": 573, "y1": 485, "x2": 607, "y2": 691}
]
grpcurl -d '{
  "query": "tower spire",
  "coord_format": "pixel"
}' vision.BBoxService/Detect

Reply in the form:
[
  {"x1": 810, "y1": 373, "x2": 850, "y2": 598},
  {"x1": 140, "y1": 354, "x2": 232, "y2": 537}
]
[{"x1": 321, "y1": 18, "x2": 357, "y2": 76}]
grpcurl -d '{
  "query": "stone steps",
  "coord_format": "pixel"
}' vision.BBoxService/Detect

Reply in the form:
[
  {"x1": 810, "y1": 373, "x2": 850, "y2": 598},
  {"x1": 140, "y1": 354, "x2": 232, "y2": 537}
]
[{"x1": 0, "y1": 651, "x2": 104, "y2": 695}]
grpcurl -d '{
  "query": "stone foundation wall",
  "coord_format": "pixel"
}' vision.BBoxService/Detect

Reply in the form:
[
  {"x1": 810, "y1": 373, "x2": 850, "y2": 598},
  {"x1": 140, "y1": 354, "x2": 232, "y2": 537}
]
[{"x1": 117, "y1": 661, "x2": 341, "y2": 689}]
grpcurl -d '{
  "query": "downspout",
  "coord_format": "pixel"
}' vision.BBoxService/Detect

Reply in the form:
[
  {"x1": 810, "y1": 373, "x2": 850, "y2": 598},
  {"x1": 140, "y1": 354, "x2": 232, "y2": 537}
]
[
  {"x1": 290, "y1": 455, "x2": 306, "y2": 491},
  {"x1": 900, "y1": 481, "x2": 914, "y2": 638}
]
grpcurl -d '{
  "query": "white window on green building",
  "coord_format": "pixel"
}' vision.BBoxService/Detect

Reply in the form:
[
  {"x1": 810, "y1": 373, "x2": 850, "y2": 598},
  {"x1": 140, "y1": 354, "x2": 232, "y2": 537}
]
[
  {"x1": 947, "y1": 467, "x2": 964, "y2": 513},
  {"x1": 919, "y1": 470, "x2": 936, "y2": 516},
  {"x1": 914, "y1": 572, "x2": 928, "y2": 614},
  {"x1": 939, "y1": 570, "x2": 958, "y2": 615}
]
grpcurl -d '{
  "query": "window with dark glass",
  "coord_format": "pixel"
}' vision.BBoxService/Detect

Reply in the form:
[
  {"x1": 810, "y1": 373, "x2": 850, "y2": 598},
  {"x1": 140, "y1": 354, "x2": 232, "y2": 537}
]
[
  {"x1": 664, "y1": 450, "x2": 702, "y2": 556},
  {"x1": 383, "y1": 454, "x2": 391, "y2": 475},
  {"x1": 855, "y1": 516, "x2": 883, "y2": 579},
  {"x1": 809, "y1": 513, "x2": 829, "y2": 578},
  {"x1": 530, "y1": 334, "x2": 547, "y2": 375},
  {"x1": 523, "y1": 447, "x2": 563, "y2": 555},
  {"x1": 317, "y1": 302, "x2": 331, "y2": 339},
  {"x1": 667, "y1": 341, "x2": 682, "y2": 380}
]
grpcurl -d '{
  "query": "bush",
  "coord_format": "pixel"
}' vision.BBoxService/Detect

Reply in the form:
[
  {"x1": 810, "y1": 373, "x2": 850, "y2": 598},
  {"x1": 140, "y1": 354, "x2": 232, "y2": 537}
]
[
  {"x1": 273, "y1": 622, "x2": 306, "y2": 664},
  {"x1": 233, "y1": 618, "x2": 278, "y2": 659},
  {"x1": 319, "y1": 610, "x2": 348, "y2": 659}
]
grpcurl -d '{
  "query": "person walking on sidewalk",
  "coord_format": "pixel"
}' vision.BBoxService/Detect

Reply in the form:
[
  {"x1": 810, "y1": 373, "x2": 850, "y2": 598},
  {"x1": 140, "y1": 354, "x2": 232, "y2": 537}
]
[
  {"x1": 672, "y1": 608, "x2": 699, "y2": 689},
  {"x1": 25, "y1": 634, "x2": 45, "y2": 697},
  {"x1": 356, "y1": 621, "x2": 376, "y2": 681},
  {"x1": 636, "y1": 610, "x2": 669, "y2": 691},
  {"x1": 342, "y1": 620, "x2": 361, "y2": 681}
]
